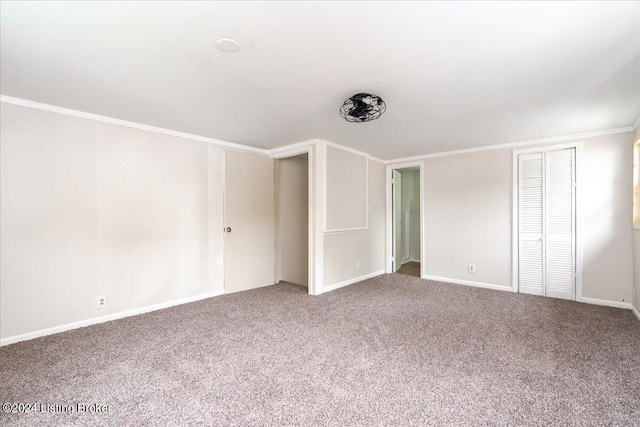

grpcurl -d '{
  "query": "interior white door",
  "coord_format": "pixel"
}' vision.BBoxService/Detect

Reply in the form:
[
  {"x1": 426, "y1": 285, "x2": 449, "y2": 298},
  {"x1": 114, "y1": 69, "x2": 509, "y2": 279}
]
[
  {"x1": 224, "y1": 151, "x2": 275, "y2": 293},
  {"x1": 518, "y1": 148, "x2": 575, "y2": 300},
  {"x1": 392, "y1": 170, "x2": 402, "y2": 272}
]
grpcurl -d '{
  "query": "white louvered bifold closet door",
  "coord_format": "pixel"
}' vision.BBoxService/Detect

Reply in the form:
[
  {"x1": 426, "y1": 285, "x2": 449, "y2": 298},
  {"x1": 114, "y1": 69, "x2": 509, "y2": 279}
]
[
  {"x1": 518, "y1": 148, "x2": 575, "y2": 300},
  {"x1": 545, "y1": 149, "x2": 575, "y2": 300},
  {"x1": 518, "y1": 153, "x2": 545, "y2": 296}
]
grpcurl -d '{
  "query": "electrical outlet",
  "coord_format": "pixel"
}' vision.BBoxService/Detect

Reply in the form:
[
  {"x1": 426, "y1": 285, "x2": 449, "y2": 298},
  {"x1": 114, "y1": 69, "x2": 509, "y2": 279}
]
[
  {"x1": 468, "y1": 264, "x2": 476, "y2": 274},
  {"x1": 97, "y1": 295, "x2": 107, "y2": 309},
  {"x1": 356, "y1": 260, "x2": 361, "y2": 269}
]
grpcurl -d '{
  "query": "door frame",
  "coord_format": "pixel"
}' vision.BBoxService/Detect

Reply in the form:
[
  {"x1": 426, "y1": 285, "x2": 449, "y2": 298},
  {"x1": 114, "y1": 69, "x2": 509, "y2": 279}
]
[
  {"x1": 385, "y1": 161, "x2": 425, "y2": 278},
  {"x1": 272, "y1": 146, "x2": 316, "y2": 295},
  {"x1": 392, "y1": 170, "x2": 402, "y2": 272},
  {"x1": 511, "y1": 141, "x2": 584, "y2": 301}
]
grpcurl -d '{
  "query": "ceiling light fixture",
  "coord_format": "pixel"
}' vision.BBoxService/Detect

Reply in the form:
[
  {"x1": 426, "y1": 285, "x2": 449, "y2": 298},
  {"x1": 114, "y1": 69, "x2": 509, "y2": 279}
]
[
  {"x1": 339, "y1": 93, "x2": 386, "y2": 123},
  {"x1": 216, "y1": 38, "x2": 240, "y2": 53}
]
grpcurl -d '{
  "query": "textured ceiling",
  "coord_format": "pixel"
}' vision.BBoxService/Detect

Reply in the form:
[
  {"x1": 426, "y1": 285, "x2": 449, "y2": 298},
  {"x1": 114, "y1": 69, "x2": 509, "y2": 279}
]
[{"x1": 1, "y1": 1, "x2": 638, "y2": 159}]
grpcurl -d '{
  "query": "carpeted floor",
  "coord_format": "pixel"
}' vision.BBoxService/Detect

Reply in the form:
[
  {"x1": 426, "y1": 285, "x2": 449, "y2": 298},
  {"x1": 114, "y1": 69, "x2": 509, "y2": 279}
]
[{"x1": 1, "y1": 274, "x2": 639, "y2": 426}]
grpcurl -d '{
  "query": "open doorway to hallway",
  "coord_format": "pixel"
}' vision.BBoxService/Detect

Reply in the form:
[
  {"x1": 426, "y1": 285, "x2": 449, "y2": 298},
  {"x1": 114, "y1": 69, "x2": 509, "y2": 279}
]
[{"x1": 391, "y1": 166, "x2": 422, "y2": 277}]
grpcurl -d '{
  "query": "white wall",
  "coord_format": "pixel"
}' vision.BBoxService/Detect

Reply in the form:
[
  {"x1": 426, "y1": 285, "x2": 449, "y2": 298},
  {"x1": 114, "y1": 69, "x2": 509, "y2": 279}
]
[
  {"x1": 1, "y1": 103, "x2": 225, "y2": 341},
  {"x1": 633, "y1": 228, "x2": 640, "y2": 312},
  {"x1": 323, "y1": 159, "x2": 386, "y2": 288},
  {"x1": 581, "y1": 134, "x2": 633, "y2": 303},
  {"x1": 633, "y1": 124, "x2": 640, "y2": 315},
  {"x1": 277, "y1": 155, "x2": 308, "y2": 287},
  {"x1": 421, "y1": 149, "x2": 513, "y2": 287},
  {"x1": 394, "y1": 132, "x2": 633, "y2": 304}
]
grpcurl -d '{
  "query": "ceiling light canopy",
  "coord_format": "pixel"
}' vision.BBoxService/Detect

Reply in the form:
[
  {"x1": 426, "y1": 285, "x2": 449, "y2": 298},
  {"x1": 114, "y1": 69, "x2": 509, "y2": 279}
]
[{"x1": 339, "y1": 93, "x2": 386, "y2": 123}]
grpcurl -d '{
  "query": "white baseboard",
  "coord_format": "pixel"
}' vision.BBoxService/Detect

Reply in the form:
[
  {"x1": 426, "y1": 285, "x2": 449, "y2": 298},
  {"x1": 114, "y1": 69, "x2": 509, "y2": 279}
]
[
  {"x1": 0, "y1": 289, "x2": 225, "y2": 346},
  {"x1": 422, "y1": 275, "x2": 513, "y2": 293},
  {"x1": 632, "y1": 305, "x2": 640, "y2": 322},
  {"x1": 401, "y1": 258, "x2": 412, "y2": 265},
  {"x1": 410, "y1": 258, "x2": 420, "y2": 263},
  {"x1": 579, "y1": 297, "x2": 632, "y2": 310},
  {"x1": 320, "y1": 270, "x2": 386, "y2": 294}
]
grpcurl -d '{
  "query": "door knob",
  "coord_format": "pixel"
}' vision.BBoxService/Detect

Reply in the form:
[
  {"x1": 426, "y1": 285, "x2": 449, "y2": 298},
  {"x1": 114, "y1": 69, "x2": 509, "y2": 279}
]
[{"x1": 225, "y1": 227, "x2": 232, "y2": 233}]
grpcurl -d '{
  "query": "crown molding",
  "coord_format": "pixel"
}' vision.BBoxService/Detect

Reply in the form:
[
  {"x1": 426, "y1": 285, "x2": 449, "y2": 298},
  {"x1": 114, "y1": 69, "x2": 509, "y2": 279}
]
[
  {"x1": 384, "y1": 126, "x2": 633, "y2": 164},
  {"x1": 268, "y1": 139, "x2": 316, "y2": 157},
  {"x1": 323, "y1": 140, "x2": 370, "y2": 158},
  {"x1": 0, "y1": 95, "x2": 269, "y2": 155},
  {"x1": 269, "y1": 138, "x2": 376, "y2": 160},
  {"x1": 4, "y1": 95, "x2": 634, "y2": 163}
]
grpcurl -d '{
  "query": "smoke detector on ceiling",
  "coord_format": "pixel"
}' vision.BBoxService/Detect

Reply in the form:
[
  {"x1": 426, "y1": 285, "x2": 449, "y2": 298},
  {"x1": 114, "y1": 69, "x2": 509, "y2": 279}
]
[{"x1": 216, "y1": 39, "x2": 240, "y2": 53}]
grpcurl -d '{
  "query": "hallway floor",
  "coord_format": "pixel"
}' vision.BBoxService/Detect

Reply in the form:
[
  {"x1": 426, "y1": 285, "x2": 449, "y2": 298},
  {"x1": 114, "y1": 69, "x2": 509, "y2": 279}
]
[{"x1": 397, "y1": 261, "x2": 420, "y2": 277}]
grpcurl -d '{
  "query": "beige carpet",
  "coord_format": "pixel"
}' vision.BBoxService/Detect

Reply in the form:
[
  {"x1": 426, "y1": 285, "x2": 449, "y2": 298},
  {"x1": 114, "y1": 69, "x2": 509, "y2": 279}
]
[{"x1": 1, "y1": 274, "x2": 639, "y2": 426}]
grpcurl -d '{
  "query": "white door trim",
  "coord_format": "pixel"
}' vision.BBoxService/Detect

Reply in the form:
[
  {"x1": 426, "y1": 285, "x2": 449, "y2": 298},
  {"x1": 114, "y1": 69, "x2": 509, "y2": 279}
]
[
  {"x1": 272, "y1": 146, "x2": 316, "y2": 295},
  {"x1": 386, "y1": 161, "x2": 425, "y2": 278},
  {"x1": 512, "y1": 141, "x2": 584, "y2": 301}
]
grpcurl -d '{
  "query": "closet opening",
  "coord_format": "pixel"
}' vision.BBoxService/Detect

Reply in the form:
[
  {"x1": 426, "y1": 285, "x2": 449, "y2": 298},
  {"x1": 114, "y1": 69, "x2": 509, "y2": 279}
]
[{"x1": 275, "y1": 153, "x2": 310, "y2": 290}]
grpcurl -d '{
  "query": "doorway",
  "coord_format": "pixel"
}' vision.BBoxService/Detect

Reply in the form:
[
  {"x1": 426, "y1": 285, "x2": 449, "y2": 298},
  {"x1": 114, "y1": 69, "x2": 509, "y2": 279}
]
[
  {"x1": 275, "y1": 153, "x2": 311, "y2": 290},
  {"x1": 386, "y1": 162, "x2": 424, "y2": 278}
]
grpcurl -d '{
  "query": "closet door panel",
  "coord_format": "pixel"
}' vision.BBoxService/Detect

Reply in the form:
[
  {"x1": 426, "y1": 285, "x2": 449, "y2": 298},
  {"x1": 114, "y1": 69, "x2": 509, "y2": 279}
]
[
  {"x1": 518, "y1": 153, "x2": 544, "y2": 296},
  {"x1": 545, "y1": 149, "x2": 575, "y2": 300}
]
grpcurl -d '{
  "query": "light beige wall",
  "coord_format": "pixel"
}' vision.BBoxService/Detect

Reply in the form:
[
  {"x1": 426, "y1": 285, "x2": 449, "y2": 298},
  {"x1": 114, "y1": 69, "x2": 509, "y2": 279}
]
[
  {"x1": 410, "y1": 132, "x2": 633, "y2": 303},
  {"x1": 581, "y1": 133, "x2": 633, "y2": 302},
  {"x1": 633, "y1": 125, "x2": 640, "y2": 313},
  {"x1": 325, "y1": 146, "x2": 367, "y2": 231},
  {"x1": 634, "y1": 229, "x2": 640, "y2": 311},
  {"x1": 323, "y1": 160, "x2": 386, "y2": 287},
  {"x1": 422, "y1": 149, "x2": 513, "y2": 286},
  {"x1": 208, "y1": 146, "x2": 225, "y2": 295},
  {"x1": 0, "y1": 103, "x2": 224, "y2": 340},
  {"x1": 277, "y1": 155, "x2": 308, "y2": 287}
]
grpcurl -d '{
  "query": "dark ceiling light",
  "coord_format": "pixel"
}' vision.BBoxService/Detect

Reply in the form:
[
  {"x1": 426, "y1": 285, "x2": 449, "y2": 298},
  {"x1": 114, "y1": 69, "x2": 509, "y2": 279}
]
[{"x1": 339, "y1": 93, "x2": 386, "y2": 123}]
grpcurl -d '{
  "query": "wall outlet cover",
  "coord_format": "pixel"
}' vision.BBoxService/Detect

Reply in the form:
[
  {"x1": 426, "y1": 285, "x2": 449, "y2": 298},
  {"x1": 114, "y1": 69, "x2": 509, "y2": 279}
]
[{"x1": 97, "y1": 295, "x2": 107, "y2": 309}]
